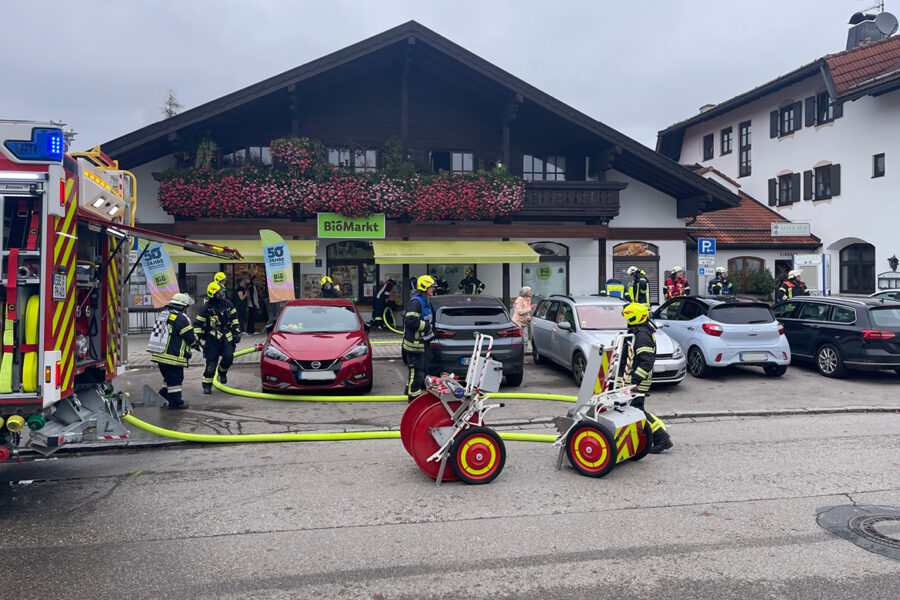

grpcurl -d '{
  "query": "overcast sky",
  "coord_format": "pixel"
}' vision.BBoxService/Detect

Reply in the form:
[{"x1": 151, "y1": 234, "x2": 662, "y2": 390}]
[{"x1": 0, "y1": 0, "x2": 881, "y2": 151}]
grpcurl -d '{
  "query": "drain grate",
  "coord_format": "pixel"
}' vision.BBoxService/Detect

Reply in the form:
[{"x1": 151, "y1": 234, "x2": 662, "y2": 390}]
[
  {"x1": 816, "y1": 504, "x2": 900, "y2": 561},
  {"x1": 849, "y1": 516, "x2": 900, "y2": 549}
]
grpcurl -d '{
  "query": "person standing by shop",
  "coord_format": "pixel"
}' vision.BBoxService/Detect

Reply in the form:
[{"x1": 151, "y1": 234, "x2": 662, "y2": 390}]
[
  {"x1": 707, "y1": 267, "x2": 734, "y2": 296},
  {"x1": 193, "y1": 282, "x2": 241, "y2": 394},
  {"x1": 512, "y1": 286, "x2": 534, "y2": 352},
  {"x1": 369, "y1": 278, "x2": 395, "y2": 329},
  {"x1": 626, "y1": 266, "x2": 651, "y2": 309},
  {"x1": 664, "y1": 266, "x2": 690, "y2": 300},
  {"x1": 403, "y1": 275, "x2": 436, "y2": 402},
  {"x1": 775, "y1": 269, "x2": 809, "y2": 302},
  {"x1": 320, "y1": 276, "x2": 341, "y2": 298},
  {"x1": 245, "y1": 274, "x2": 261, "y2": 334},
  {"x1": 235, "y1": 278, "x2": 249, "y2": 334},
  {"x1": 458, "y1": 268, "x2": 485, "y2": 295}
]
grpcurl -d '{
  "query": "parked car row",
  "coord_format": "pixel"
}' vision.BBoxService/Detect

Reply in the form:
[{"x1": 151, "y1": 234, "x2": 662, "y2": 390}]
[{"x1": 257, "y1": 293, "x2": 900, "y2": 394}]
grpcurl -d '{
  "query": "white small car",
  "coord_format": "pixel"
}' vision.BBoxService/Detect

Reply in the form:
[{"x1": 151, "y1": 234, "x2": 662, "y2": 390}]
[{"x1": 652, "y1": 297, "x2": 791, "y2": 378}]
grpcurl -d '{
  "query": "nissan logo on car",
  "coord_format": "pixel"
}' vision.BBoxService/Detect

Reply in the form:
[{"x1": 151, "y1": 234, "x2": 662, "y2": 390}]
[{"x1": 311, "y1": 361, "x2": 321, "y2": 369}]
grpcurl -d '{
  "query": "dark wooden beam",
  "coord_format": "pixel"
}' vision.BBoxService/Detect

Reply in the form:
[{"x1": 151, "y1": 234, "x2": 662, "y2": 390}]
[
  {"x1": 288, "y1": 84, "x2": 301, "y2": 136},
  {"x1": 676, "y1": 194, "x2": 712, "y2": 219},
  {"x1": 401, "y1": 37, "x2": 415, "y2": 156},
  {"x1": 501, "y1": 94, "x2": 522, "y2": 168}
]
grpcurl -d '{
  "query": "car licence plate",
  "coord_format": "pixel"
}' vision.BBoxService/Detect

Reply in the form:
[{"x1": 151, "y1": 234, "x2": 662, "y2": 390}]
[
  {"x1": 299, "y1": 371, "x2": 336, "y2": 381},
  {"x1": 653, "y1": 364, "x2": 666, "y2": 373},
  {"x1": 740, "y1": 352, "x2": 768, "y2": 362}
]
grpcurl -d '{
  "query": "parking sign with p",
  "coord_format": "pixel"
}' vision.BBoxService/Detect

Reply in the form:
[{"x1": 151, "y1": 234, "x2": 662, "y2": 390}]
[{"x1": 698, "y1": 238, "x2": 716, "y2": 255}]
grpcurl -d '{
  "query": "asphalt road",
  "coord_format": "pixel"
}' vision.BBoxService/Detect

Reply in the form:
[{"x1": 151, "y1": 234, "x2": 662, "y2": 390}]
[{"x1": 1, "y1": 358, "x2": 898, "y2": 599}]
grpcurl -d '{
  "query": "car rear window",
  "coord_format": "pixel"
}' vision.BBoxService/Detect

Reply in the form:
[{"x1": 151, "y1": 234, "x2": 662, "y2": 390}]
[
  {"x1": 277, "y1": 305, "x2": 359, "y2": 333},
  {"x1": 708, "y1": 304, "x2": 774, "y2": 324},
  {"x1": 870, "y1": 307, "x2": 900, "y2": 328},
  {"x1": 830, "y1": 306, "x2": 856, "y2": 323},
  {"x1": 576, "y1": 304, "x2": 627, "y2": 329},
  {"x1": 439, "y1": 307, "x2": 508, "y2": 326}
]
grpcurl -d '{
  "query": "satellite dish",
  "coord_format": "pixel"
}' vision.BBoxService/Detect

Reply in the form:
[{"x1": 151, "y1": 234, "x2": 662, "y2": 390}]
[{"x1": 875, "y1": 12, "x2": 899, "y2": 36}]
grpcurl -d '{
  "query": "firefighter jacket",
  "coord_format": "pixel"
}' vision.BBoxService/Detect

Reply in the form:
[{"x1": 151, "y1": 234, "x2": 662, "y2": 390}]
[
  {"x1": 320, "y1": 285, "x2": 341, "y2": 298},
  {"x1": 403, "y1": 293, "x2": 434, "y2": 353},
  {"x1": 775, "y1": 279, "x2": 808, "y2": 302},
  {"x1": 151, "y1": 310, "x2": 198, "y2": 367},
  {"x1": 619, "y1": 323, "x2": 656, "y2": 394},
  {"x1": 627, "y1": 272, "x2": 651, "y2": 308},
  {"x1": 664, "y1": 277, "x2": 690, "y2": 300},
  {"x1": 435, "y1": 277, "x2": 450, "y2": 295},
  {"x1": 458, "y1": 275, "x2": 485, "y2": 295},
  {"x1": 708, "y1": 277, "x2": 733, "y2": 296},
  {"x1": 193, "y1": 298, "x2": 241, "y2": 344}
]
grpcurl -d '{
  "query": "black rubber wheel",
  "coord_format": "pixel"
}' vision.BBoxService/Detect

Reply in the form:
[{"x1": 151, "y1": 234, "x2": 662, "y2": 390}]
[
  {"x1": 816, "y1": 344, "x2": 846, "y2": 378},
  {"x1": 450, "y1": 426, "x2": 506, "y2": 484},
  {"x1": 572, "y1": 351, "x2": 587, "y2": 386},
  {"x1": 565, "y1": 421, "x2": 616, "y2": 478},
  {"x1": 359, "y1": 378, "x2": 373, "y2": 393},
  {"x1": 687, "y1": 346, "x2": 710, "y2": 378},
  {"x1": 505, "y1": 371, "x2": 523, "y2": 387},
  {"x1": 630, "y1": 422, "x2": 653, "y2": 462},
  {"x1": 763, "y1": 365, "x2": 788, "y2": 377},
  {"x1": 532, "y1": 342, "x2": 547, "y2": 365}
]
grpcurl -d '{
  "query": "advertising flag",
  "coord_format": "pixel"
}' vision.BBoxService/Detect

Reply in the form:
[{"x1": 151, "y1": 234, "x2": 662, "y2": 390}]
[
  {"x1": 260, "y1": 229, "x2": 295, "y2": 303},
  {"x1": 140, "y1": 242, "x2": 179, "y2": 308}
]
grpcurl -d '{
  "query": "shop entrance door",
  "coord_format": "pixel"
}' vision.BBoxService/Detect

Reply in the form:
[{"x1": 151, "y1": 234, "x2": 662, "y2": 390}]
[{"x1": 326, "y1": 241, "x2": 376, "y2": 303}]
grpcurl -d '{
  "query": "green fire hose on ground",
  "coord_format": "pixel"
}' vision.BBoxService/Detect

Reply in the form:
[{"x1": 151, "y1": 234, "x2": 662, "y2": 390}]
[{"x1": 126, "y1": 346, "x2": 571, "y2": 444}]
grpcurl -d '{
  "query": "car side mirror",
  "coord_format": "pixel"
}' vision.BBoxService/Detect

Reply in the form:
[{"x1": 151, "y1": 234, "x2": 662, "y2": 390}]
[
  {"x1": 558, "y1": 321, "x2": 572, "y2": 331},
  {"x1": 265, "y1": 321, "x2": 276, "y2": 335}
]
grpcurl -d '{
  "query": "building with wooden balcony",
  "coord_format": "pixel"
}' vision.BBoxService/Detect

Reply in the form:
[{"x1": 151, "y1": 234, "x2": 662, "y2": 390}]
[{"x1": 102, "y1": 20, "x2": 739, "y2": 317}]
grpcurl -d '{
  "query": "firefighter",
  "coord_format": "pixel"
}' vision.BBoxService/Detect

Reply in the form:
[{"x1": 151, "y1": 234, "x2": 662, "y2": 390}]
[
  {"x1": 435, "y1": 275, "x2": 450, "y2": 295},
  {"x1": 620, "y1": 302, "x2": 673, "y2": 453},
  {"x1": 664, "y1": 266, "x2": 691, "y2": 300},
  {"x1": 403, "y1": 275, "x2": 436, "y2": 401},
  {"x1": 370, "y1": 278, "x2": 395, "y2": 329},
  {"x1": 320, "y1": 275, "x2": 341, "y2": 298},
  {"x1": 193, "y1": 282, "x2": 241, "y2": 394},
  {"x1": 458, "y1": 268, "x2": 485, "y2": 295},
  {"x1": 150, "y1": 293, "x2": 199, "y2": 410},
  {"x1": 776, "y1": 269, "x2": 809, "y2": 301},
  {"x1": 625, "y1": 266, "x2": 651, "y2": 308},
  {"x1": 708, "y1": 267, "x2": 734, "y2": 296}
]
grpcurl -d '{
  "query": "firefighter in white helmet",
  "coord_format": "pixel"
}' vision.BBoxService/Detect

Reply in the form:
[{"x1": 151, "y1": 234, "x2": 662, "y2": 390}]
[
  {"x1": 625, "y1": 266, "x2": 651, "y2": 308},
  {"x1": 151, "y1": 293, "x2": 199, "y2": 410},
  {"x1": 707, "y1": 266, "x2": 733, "y2": 296},
  {"x1": 664, "y1": 265, "x2": 690, "y2": 300},
  {"x1": 776, "y1": 269, "x2": 809, "y2": 301}
]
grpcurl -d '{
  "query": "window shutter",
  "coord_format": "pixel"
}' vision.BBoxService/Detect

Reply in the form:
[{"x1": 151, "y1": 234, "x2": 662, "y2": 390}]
[
  {"x1": 770, "y1": 110, "x2": 779, "y2": 138},
  {"x1": 768, "y1": 178, "x2": 777, "y2": 206},
  {"x1": 793, "y1": 101, "x2": 802, "y2": 130},
  {"x1": 805, "y1": 97, "x2": 816, "y2": 126},
  {"x1": 791, "y1": 173, "x2": 801, "y2": 203},
  {"x1": 803, "y1": 170, "x2": 813, "y2": 200},
  {"x1": 833, "y1": 101, "x2": 843, "y2": 119},
  {"x1": 831, "y1": 164, "x2": 841, "y2": 196}
]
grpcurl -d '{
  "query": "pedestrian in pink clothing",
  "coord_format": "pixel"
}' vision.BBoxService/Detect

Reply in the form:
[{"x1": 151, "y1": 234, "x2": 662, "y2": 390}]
[{"x1": 513, "y1": 286, "x2": 534, "y2": 352}]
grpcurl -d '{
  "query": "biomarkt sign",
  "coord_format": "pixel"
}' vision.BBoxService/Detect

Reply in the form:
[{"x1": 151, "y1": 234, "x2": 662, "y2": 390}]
[{"x1": 317, "y1": 213, "x2": 386, "y2": 239}]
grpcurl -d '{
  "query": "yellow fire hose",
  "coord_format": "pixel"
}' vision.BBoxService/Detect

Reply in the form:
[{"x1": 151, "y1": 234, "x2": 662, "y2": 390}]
[{"x1": 127, "y1": 345, "x2": 568, "y2": 444}]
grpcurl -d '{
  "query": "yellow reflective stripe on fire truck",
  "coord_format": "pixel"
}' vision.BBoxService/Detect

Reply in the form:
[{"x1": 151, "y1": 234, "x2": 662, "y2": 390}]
[
  {"x1": 615, "y1": 421, "x2": 642, "y2": 462},
  {"x1": 53, "y1": 178, "x2": 76, "y2": 262}
]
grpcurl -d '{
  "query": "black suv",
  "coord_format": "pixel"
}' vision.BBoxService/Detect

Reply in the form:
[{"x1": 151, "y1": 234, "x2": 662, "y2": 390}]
[
  {"x1": 773, "y1": 296, "x2": 900, "y2": 377},
  {"x1": 427, "y1": 295, "x2": 525, "y2": 386}
]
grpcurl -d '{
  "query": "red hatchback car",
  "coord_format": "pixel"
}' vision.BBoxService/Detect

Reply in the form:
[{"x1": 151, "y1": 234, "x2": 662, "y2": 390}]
[{"x1": 260, "y1": 299, "x2": 373, "y2": 393}]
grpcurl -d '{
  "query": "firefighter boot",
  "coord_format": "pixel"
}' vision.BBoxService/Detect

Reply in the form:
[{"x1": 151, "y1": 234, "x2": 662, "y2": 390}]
[
  {"x1": 650, "y1": 429, "x2": 673, "y2": 453},
  {"x1": 202, "y1": 384, "x2": 212, "y2": 395},
  {"x1": 217, "y1": 368, "x2": 228, "y2": 385}
]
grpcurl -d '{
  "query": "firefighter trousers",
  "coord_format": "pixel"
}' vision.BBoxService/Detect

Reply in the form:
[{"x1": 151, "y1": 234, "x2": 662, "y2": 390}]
[
  {"x1": 403, "y1": 348, "x2": 428, "y2": 402},
  {"x1": 202, "y1": 340, "x2": 235, "y2": 389},
  {"x1": 158, "y1": 363, "x2": 185, "y2": 407}
]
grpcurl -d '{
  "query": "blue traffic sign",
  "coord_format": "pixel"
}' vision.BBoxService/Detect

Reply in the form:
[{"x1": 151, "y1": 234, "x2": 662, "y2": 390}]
[{"x1": 698, "y1": 238, "x2": 716, "y2": 255}]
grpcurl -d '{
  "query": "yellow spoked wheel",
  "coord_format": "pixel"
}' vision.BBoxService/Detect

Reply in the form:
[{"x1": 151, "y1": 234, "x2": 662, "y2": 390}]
[
  {"x1": 451, "y1": 426, "x2": 506, "y2": 485},
  {"x1": 566, "y1": 422, "x2": 615, "y2": 478}
]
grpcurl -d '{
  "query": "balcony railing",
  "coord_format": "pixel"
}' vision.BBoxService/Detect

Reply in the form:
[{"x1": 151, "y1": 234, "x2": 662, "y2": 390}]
[{"x1": 519, "y1": 180, "x2": 624, "y2": 222}]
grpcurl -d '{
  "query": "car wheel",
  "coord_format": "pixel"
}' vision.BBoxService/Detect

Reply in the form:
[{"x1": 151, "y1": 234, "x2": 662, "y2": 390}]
[
  {"x1": 359, "y1": 378, "x2": 373, "y2": 393},
  {"x1": 532, "y1": 342, "x2": 547, "y2": 365},
  {"x1": 505, "y1": 371, "x2": 523, "y2": 387},
  {"x1": 816, "y1": 344, "x2": 846, "y2": 378},
  {"x1": 687, "y1": 347, "x2": 710, "y2": 378},
  {"x1": 572, "y1": 351, "x2": 587, "y2": 386},
  {"x1": 763, "y1": 365, "x2": 787, "y2": 377}
]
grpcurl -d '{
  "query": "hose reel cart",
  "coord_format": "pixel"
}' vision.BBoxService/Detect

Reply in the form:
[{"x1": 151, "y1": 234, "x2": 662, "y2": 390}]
[{"x1": 400, "y1": 333, "x2": 507, "y2": 485}]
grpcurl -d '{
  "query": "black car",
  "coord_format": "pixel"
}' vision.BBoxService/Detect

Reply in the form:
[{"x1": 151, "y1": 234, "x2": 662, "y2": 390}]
[
  {"x1": 773, "y1": 296, "x2": 900, "y2": 377},
  {"x1": 427, "y1": 295, "x2": 525, "y2": 386}
]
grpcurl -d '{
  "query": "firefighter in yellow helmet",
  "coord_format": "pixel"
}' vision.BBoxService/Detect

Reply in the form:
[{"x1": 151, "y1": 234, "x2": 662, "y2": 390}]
[
  {"x1": 620, "y1": 302, "x2": 673, "y2": 453},
  {"x1": 403, "y1": 275, "x2": 436, "y2": 401},
  {"x1": 625, "y1": 266, "x2": 651, "y2": 308},
  {"x1": 320, "y1": 275, "x2": 341, "y2": 298},
  {"x1": 193, "y1": 282, "x2": 241, "y2": 394},
  {"x1": 458, "y1": 267, "x2": 485, "y2": 295}
]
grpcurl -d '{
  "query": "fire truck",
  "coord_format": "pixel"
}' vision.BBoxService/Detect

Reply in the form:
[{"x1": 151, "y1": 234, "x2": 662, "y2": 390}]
[{"x1": 0, "y1": 120, "x2": 240, "y2": 462}]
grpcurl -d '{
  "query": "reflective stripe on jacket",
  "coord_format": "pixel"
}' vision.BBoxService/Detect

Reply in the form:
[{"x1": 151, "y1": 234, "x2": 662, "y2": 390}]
[
  {"x1": 151, "y1": 311, "x2": 197, "y2": 367},
  {"x1": 403, "y1": 294, "x2": 434, "y2": 353}
]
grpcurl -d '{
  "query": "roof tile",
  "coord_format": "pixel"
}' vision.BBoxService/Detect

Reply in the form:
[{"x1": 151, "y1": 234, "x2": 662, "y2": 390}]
[{"x1": 826, "y1": 35, "x2": 900, "y2": 95}]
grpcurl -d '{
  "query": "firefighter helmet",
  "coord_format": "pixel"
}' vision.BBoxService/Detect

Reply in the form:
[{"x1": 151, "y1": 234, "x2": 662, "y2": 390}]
[
  {"x1": 622, "y1": 302, "x2": 650, "y2": 326},
  {"x1": 626, "y1": 266, "x2": 639, "y2": 276},
  {"x1": 465, "y1": 268, "x2": 473, "y2": 275},
  {"x1": 207, "y1": 282, "x2": 222, "y2": 298},
  {"x1": 214, "y1": 272, "x2": 226, "y2": 284},
  {"x1": 788, "y1": 269, "x2": 802, "y2": 279},
  {"x1": 170, "y1": 293, "x2": 193, "y2": 308},
  {"x1": 671, "y1": 266, "x2": 683, "y2": 274},
  {"x1": 417, "y1": 275, "x2": 436, "y2": 291},
  {"x1": 321, "y1": 275, "x2": 333, "y2": 286},
  {"x1": 715, "y1": 266, "x2": 726, "y2": 274}
]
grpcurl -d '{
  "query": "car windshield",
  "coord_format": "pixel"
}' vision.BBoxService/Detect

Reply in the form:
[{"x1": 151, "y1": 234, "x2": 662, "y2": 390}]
[
  {"x1": 276, "y1": 305, "x2": 359, "y2": 333},
  {"x1": 439, "y1": 307, "x2": 508, "y2": 326},
  {"x1": 870, "y1": 307, "x2": 900, "y2": 328},
  {"x1": 708, "y1": 304, "x2": 774, "y2": 324},
  {"x1": 576, "y1": 304, "x2": 627, "y2": 330}
]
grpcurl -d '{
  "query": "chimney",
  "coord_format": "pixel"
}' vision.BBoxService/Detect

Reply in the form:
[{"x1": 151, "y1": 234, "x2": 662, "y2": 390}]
[{"x1": 847, "y1": 12, "x2": 887, "y2": 49}]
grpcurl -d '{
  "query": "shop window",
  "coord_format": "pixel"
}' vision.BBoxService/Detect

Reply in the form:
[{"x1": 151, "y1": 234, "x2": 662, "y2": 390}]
[
  {"x1": 612, "y1": 242, "x2": 659, "y2": 304},
  {"x1": 727, "y1": 256, "x2": 763, "y2": 293},
  {"x1": 426, "y1": 264, "x2": 474, "y2": 296},
  {"x1": 840, "y1": 243, "x2": 875, "y2": 294},
  {"x1": 523, "y1": 242, "x2": 569, "y2": 300}
]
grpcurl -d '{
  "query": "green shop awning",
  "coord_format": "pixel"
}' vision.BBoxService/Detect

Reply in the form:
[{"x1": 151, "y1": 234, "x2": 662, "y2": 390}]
[
  {"x1": 148, "y1": 239, "x2": 317, "y2": 263},
  {"x1": 372, "y1": 241, "x2": 539, "y2": 264}
]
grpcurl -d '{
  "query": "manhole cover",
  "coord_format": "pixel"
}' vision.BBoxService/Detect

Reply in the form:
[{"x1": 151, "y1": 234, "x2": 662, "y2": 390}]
[{"x1": 817, "y1": 504, "x2": 900, "y2": 561}]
